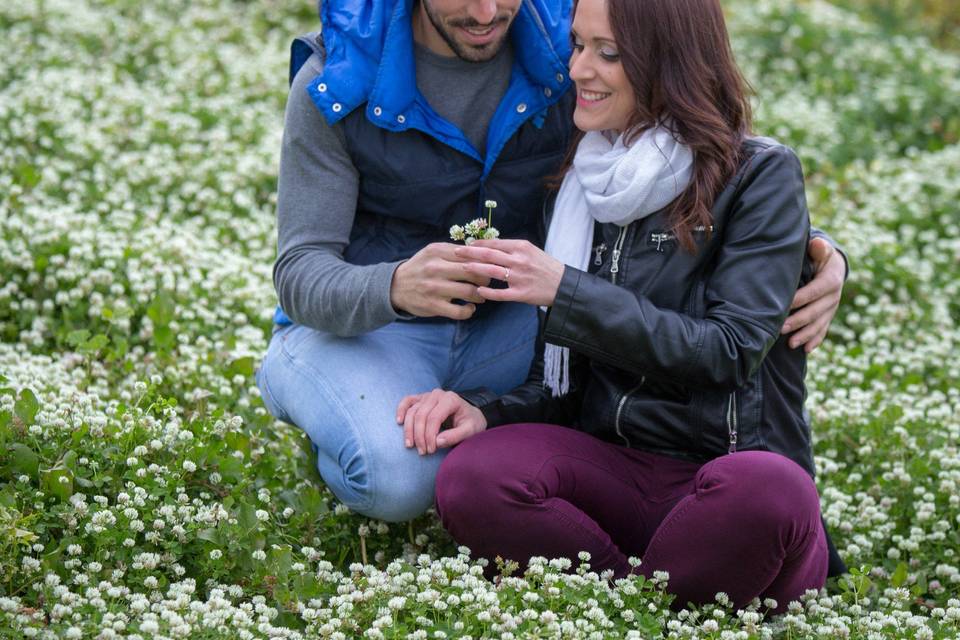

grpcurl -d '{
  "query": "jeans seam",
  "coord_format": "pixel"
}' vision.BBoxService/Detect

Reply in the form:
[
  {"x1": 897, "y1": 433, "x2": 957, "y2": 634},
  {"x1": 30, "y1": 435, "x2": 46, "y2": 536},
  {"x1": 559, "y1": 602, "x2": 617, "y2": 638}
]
[
  {"x1": 452, "y1": 333, "x2": 536, "y2": 387},
  {"x1": 256, "y1": 362, "x2": 288, "y2": 424},
  {"x1": 279, "y1": 343, "x2": 378, "y2": 514},
  {"x1": 639, "y1": 494, "x2": 699, "y2": 569}
]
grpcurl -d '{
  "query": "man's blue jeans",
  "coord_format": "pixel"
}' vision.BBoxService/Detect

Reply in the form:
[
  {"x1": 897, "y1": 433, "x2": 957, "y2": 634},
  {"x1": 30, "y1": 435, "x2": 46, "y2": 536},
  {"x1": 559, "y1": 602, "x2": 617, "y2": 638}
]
[{"x1": 255, "y1": 302, "x2": 538, "y2": 522}]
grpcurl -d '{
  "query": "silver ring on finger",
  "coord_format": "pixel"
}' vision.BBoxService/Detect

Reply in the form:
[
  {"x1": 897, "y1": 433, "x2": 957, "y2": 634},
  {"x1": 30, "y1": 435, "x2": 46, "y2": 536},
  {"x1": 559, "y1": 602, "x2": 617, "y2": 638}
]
[{"x1": 503, "y1": 267, "x2": 510, "y2": 283}]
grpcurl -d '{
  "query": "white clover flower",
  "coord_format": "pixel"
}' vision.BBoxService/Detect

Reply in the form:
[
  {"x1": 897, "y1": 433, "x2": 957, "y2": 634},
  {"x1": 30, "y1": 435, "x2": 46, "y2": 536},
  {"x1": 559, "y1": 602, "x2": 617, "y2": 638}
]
[
  {"x1": 183, "y1": 460, "x2": 197, "y2": 473},
  {"x1": 252, "y1": 550, "x2": 266, "y2": 561}
]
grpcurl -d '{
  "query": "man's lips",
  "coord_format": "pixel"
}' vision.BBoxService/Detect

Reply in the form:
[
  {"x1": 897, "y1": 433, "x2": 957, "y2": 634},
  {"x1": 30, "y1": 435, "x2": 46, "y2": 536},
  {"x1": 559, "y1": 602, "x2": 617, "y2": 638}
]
[{"x1": 456, "y1": 22, "x2": 502, "y2": 46}]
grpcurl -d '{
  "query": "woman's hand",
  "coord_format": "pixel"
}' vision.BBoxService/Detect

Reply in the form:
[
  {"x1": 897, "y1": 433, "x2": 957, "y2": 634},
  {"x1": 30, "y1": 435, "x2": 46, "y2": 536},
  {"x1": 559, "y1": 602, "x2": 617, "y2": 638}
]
[
  {"x1": 454, "y1": 239, "x2": 565, "y2": 307},
  {"x1": 396, "y1": 389, "x2": 488, "y2": 455}
]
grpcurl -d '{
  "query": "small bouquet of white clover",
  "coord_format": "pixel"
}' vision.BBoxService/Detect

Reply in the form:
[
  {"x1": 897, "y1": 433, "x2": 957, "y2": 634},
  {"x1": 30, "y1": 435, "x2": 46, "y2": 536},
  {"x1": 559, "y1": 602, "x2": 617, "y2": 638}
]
[{"x1": 450, "y1": 200, "x2": 500, "y2": 245}]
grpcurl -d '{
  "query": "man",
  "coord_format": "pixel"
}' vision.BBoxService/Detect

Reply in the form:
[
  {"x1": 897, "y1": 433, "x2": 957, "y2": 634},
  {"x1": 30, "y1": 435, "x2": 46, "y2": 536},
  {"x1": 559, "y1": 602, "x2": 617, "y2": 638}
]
[{"x1": 255, "y1": 0, "x2": 846, "y2": 522}]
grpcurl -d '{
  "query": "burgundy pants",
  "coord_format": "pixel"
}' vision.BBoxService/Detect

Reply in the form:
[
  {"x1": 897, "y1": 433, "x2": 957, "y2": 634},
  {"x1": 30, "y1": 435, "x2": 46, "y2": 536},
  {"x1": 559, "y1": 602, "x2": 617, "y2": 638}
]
[{"x1": 434, "y1": 423, "x2": 828, "y2": 612}]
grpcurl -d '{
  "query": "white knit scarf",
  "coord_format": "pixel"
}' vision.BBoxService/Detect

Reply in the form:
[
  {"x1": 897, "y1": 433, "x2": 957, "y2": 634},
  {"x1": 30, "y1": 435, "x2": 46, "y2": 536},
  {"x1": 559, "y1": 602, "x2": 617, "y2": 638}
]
[{"x1": 542, "y1": 126, "x2": 694, "y2": 396}]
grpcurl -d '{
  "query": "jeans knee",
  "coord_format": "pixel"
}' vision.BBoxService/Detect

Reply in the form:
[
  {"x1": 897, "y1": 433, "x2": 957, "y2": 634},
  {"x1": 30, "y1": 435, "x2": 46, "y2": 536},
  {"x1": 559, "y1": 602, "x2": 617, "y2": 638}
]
[
  {"x1": 701, "y1": 451, "x2": 820, "y2": 529},
  {"x1": 327, "y1": 448, "x2": 442, "y2": 523},
  {"x1": 435, "y1": 440, "x2": 503, "y2": 528}
]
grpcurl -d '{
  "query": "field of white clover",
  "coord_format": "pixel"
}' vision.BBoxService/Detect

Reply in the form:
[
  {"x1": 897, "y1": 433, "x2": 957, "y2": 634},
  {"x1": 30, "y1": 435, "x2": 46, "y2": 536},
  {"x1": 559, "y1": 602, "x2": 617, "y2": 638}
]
[{"x1": 1, "y1": 0, "x2": 958, "y2": 637}]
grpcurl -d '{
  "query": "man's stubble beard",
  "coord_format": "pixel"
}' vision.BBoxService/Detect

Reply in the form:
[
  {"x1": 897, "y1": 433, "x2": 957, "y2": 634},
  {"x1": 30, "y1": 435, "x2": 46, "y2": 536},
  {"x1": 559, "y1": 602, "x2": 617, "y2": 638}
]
[{"x1": 420, "y1": 0, "x2": 511, "y2": 63}]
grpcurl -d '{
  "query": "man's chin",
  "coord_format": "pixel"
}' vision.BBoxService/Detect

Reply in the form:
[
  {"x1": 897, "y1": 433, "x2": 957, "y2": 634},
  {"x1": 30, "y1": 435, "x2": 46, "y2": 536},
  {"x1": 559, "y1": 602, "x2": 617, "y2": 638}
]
[{"x1": 451, "y1": 37, "x2": 508, "y2": 62}]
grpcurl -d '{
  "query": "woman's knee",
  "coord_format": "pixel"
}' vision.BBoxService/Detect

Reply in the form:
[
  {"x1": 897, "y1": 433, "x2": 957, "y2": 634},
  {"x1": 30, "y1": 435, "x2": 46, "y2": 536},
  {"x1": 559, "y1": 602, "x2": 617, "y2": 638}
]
[
  {"x1": 435, "y1": 430, "x2": 523, "y2": 526},
  {"x1": 698, "y1": 451, "x2": 821, "y2": 527}
]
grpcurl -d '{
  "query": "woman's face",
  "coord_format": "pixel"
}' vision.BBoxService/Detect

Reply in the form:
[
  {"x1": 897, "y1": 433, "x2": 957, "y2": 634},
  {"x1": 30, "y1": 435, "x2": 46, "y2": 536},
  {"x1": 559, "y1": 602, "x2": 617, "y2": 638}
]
[{"x1": 568, "y1": 0, "x2": 636, "y2": 133}]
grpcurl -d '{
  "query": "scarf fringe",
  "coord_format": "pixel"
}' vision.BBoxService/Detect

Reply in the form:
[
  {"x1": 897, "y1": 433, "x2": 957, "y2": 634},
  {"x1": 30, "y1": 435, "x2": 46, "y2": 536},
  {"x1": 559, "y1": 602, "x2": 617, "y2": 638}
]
[{"x1": 543, "y1": 343, "x2": 570, "y2": 397}]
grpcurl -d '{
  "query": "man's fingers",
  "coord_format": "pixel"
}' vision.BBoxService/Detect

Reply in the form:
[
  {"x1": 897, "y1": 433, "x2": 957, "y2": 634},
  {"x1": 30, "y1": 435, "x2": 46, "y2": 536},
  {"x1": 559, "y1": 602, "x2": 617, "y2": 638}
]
[
  {"x1": 783, "y1": 288, "x2": 838, "y2": 333},
  {"x1": 433, "y1": 302, "x2": 477, "y2": 320},
  {"x1": 789, "y1": 316, "x2": 829, "y2": 351},
  {"x1": 790, "y1": 275, "x2": 830, "y2": 311},
  {"x1": 433, "y1": 281, "x2": 485, "y2": 304},
  {"x1": 475, "y1": 286, "x2": 515, "y2": 302},
  {"x1": 807, "y1": 236, "x2": 834, "y2": 267}
]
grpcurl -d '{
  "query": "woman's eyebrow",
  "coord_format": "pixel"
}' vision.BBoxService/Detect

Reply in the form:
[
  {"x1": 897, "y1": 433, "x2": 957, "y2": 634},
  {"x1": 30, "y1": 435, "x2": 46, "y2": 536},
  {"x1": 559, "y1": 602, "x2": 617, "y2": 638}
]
[{"x1": 570, "y1": 29, "x2": 617, "y2": 45}]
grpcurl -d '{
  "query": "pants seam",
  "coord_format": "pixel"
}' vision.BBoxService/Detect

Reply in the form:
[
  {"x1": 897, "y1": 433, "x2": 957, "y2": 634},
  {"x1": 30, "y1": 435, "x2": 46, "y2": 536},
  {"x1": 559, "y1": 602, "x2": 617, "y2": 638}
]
[
  {"x1": 279, "y1": 342, "x2": 378, "y2": 514},
  {"x1": 451, "y1": 333, "x2": 536, "y2": 388}
]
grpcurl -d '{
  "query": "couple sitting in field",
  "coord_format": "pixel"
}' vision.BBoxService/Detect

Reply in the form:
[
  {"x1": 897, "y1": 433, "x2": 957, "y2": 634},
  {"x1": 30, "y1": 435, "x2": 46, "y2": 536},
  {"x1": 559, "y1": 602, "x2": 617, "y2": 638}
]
[{"x1": 257, "y1": 0, "x2": 848, "y2": 610}]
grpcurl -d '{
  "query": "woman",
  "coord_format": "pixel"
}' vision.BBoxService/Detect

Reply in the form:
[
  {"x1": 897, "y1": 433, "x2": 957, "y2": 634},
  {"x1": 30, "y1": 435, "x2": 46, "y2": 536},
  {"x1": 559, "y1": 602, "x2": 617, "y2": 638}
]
[{"x1": 397, "y1": 0, "x2": 839, "y2": 612}]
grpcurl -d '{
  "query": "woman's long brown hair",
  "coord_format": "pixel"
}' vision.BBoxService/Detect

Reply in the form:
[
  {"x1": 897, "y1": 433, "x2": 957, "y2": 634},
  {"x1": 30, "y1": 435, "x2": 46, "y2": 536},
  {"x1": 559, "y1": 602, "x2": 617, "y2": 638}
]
[{"x1": 553, "y1": 0, "x2": 753, "y2": 252}]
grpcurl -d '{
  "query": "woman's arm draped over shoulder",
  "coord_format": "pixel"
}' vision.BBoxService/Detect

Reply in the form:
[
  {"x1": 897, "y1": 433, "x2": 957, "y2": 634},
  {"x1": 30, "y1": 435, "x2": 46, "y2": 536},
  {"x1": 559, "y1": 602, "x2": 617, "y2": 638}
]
[
  {"x1": 273, "y1": 53, "x2": 405, "y2": 336},
  {"x1": 543, "y1": 145, "x2": 810, "y2": 390}
]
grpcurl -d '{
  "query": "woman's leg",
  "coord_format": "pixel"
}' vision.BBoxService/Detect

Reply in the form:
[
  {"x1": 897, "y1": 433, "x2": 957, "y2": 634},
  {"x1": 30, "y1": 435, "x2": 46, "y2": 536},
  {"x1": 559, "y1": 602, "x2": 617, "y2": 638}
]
[
  {"x1": 435, "y1": 423, "x2": 668, "y2": 577},
  {"x1": 639, "y1": 451, "x2": 828, "y2": 612}
]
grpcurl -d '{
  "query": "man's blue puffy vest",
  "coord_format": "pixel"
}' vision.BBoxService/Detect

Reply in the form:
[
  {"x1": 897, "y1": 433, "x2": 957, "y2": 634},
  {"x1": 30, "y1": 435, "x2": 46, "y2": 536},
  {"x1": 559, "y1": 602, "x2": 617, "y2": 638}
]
[{"x1": 275, "y1": 0, "x2": 575, "y2": 325}]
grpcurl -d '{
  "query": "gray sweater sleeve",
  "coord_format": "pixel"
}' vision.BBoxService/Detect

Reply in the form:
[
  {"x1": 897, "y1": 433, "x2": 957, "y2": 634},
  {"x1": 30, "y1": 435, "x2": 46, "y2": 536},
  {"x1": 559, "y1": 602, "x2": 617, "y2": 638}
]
[{"x1": 273, "y1": 53, "x2": 405, "y2": 336}]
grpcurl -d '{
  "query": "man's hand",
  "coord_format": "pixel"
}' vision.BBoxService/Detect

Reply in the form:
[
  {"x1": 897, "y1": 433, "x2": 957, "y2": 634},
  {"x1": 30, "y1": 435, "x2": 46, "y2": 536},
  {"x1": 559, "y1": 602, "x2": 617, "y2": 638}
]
[
  {"x1": 782, "y1": 237, "x2": 846, "y2": 353},
  {"x1": 390, "y1": 243, "x2": 491, "y2": 320},
  {"x1": 396, "y1": 388, "x2": 488, "y2": 455}
]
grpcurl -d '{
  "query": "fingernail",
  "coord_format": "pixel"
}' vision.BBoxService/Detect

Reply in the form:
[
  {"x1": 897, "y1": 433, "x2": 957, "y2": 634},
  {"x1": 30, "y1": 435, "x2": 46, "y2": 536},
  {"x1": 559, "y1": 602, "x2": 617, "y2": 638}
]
[
  {"x1": 781, "y1": 323, "x2": 791, "y2": 333},
  {"x1": 405, "y1": 439, "x2": 412, "y2": 447},
  {"x1": 436, "y1": 437, "x2": 447, "y2": 446},
  {"x1": 418, "y1": 448, "x2": 424, "y2": 455}
]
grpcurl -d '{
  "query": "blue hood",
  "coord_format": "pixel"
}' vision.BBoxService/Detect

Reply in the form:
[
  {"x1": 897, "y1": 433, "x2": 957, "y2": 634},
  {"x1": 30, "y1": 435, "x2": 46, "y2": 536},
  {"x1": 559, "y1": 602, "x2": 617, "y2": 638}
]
[{"x1": 296, "y1": 0, "x2": 573, "y2": 171}]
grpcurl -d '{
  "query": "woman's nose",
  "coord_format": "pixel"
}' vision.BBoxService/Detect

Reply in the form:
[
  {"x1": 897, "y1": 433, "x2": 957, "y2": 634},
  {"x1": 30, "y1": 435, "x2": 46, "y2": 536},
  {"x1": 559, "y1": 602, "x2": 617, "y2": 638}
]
[{"x1": 568, "y1": 50, "x2": 593, "y2": 81}]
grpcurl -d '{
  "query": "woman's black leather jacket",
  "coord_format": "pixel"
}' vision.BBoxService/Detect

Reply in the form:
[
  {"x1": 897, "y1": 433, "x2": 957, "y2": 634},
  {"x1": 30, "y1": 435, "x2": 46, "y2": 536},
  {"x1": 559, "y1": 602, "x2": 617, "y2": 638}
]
[{"x1": 468, "y1": 137, "x2": 818, "y2": 476}]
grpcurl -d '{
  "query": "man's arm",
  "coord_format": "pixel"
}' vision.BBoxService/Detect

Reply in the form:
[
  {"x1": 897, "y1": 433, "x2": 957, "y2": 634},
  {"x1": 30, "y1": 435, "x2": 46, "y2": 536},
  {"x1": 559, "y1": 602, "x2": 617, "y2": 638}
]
[
  {"x1": 274, "y1": 53, "x2": 490, "y2": 334},
  {"x1": 273, "y1": 53, "x2": 405, "y2": 336}
]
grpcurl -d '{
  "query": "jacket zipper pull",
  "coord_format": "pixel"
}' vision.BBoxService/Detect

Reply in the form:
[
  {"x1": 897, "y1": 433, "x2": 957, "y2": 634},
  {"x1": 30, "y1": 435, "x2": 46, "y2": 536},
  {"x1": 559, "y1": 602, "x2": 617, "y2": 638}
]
[
  {"x1": 593, "y1": 243, "x2": 607, "y2": 266},
  {"x1": 610, "y1": 226, "x2": 629, "y2": 283},
  {"x1": 726, "y1": 392, "x2": 739, "y2": 454}
]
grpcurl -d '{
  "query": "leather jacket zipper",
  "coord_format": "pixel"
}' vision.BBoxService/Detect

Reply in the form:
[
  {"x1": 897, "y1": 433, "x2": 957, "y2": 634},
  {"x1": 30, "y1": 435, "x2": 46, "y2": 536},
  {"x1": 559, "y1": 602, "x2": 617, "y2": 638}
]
[
  {"x1": 726, "y1": 392, "x2": 738, "y2": 454},
  {"x1": 593, "y1": 243, "x2": 607, "y2": 266},
  {"x1": 614, "y1": 376, "x2": 645, "y2": 446},
  {"x1": 609, "y1": 225, "x2": 629, "y2": 284}
]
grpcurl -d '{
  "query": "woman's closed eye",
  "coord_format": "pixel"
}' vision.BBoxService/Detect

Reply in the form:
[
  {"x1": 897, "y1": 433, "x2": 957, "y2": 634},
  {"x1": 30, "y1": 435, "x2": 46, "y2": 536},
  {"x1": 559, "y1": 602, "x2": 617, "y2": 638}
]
[
  {"x1": 570, "y1": 35, "x2": 620, "y2": 62},
  {"x1": 598, "y1": 46, "x2": 620, "y2": 62}
]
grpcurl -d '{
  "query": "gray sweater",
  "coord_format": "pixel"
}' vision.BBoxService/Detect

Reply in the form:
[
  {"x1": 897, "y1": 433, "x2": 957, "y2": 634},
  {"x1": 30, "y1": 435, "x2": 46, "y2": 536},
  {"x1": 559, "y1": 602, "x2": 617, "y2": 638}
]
[{"x1": 273, "y1": 44, "x2": 513, "y2": 336}]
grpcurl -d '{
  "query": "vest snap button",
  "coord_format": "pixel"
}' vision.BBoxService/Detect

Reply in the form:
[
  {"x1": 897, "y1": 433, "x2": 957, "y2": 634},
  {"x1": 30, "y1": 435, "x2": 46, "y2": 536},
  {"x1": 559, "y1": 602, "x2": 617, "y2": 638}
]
[
  {"x1": 317, "y1": 82, "x2": 327, "y2": 92},
  {"x1": 516, "y1": 103, "x2": 527, "y2": 113},
  {"x1": 555, "y1": 73, "x2": 564, "y2": 83},
  {"x1": 332, "y1": 103, "x2": 342, "y2": 113},
  {"x1": 397, "y1": 114, "x2": 406, "y2": 124},
  {"x1": 543, "y1": 87, "x2": 552, "y2": 97},
  {"x1": 373, "y1": 106, "x2": 382, "y2": 116}
]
